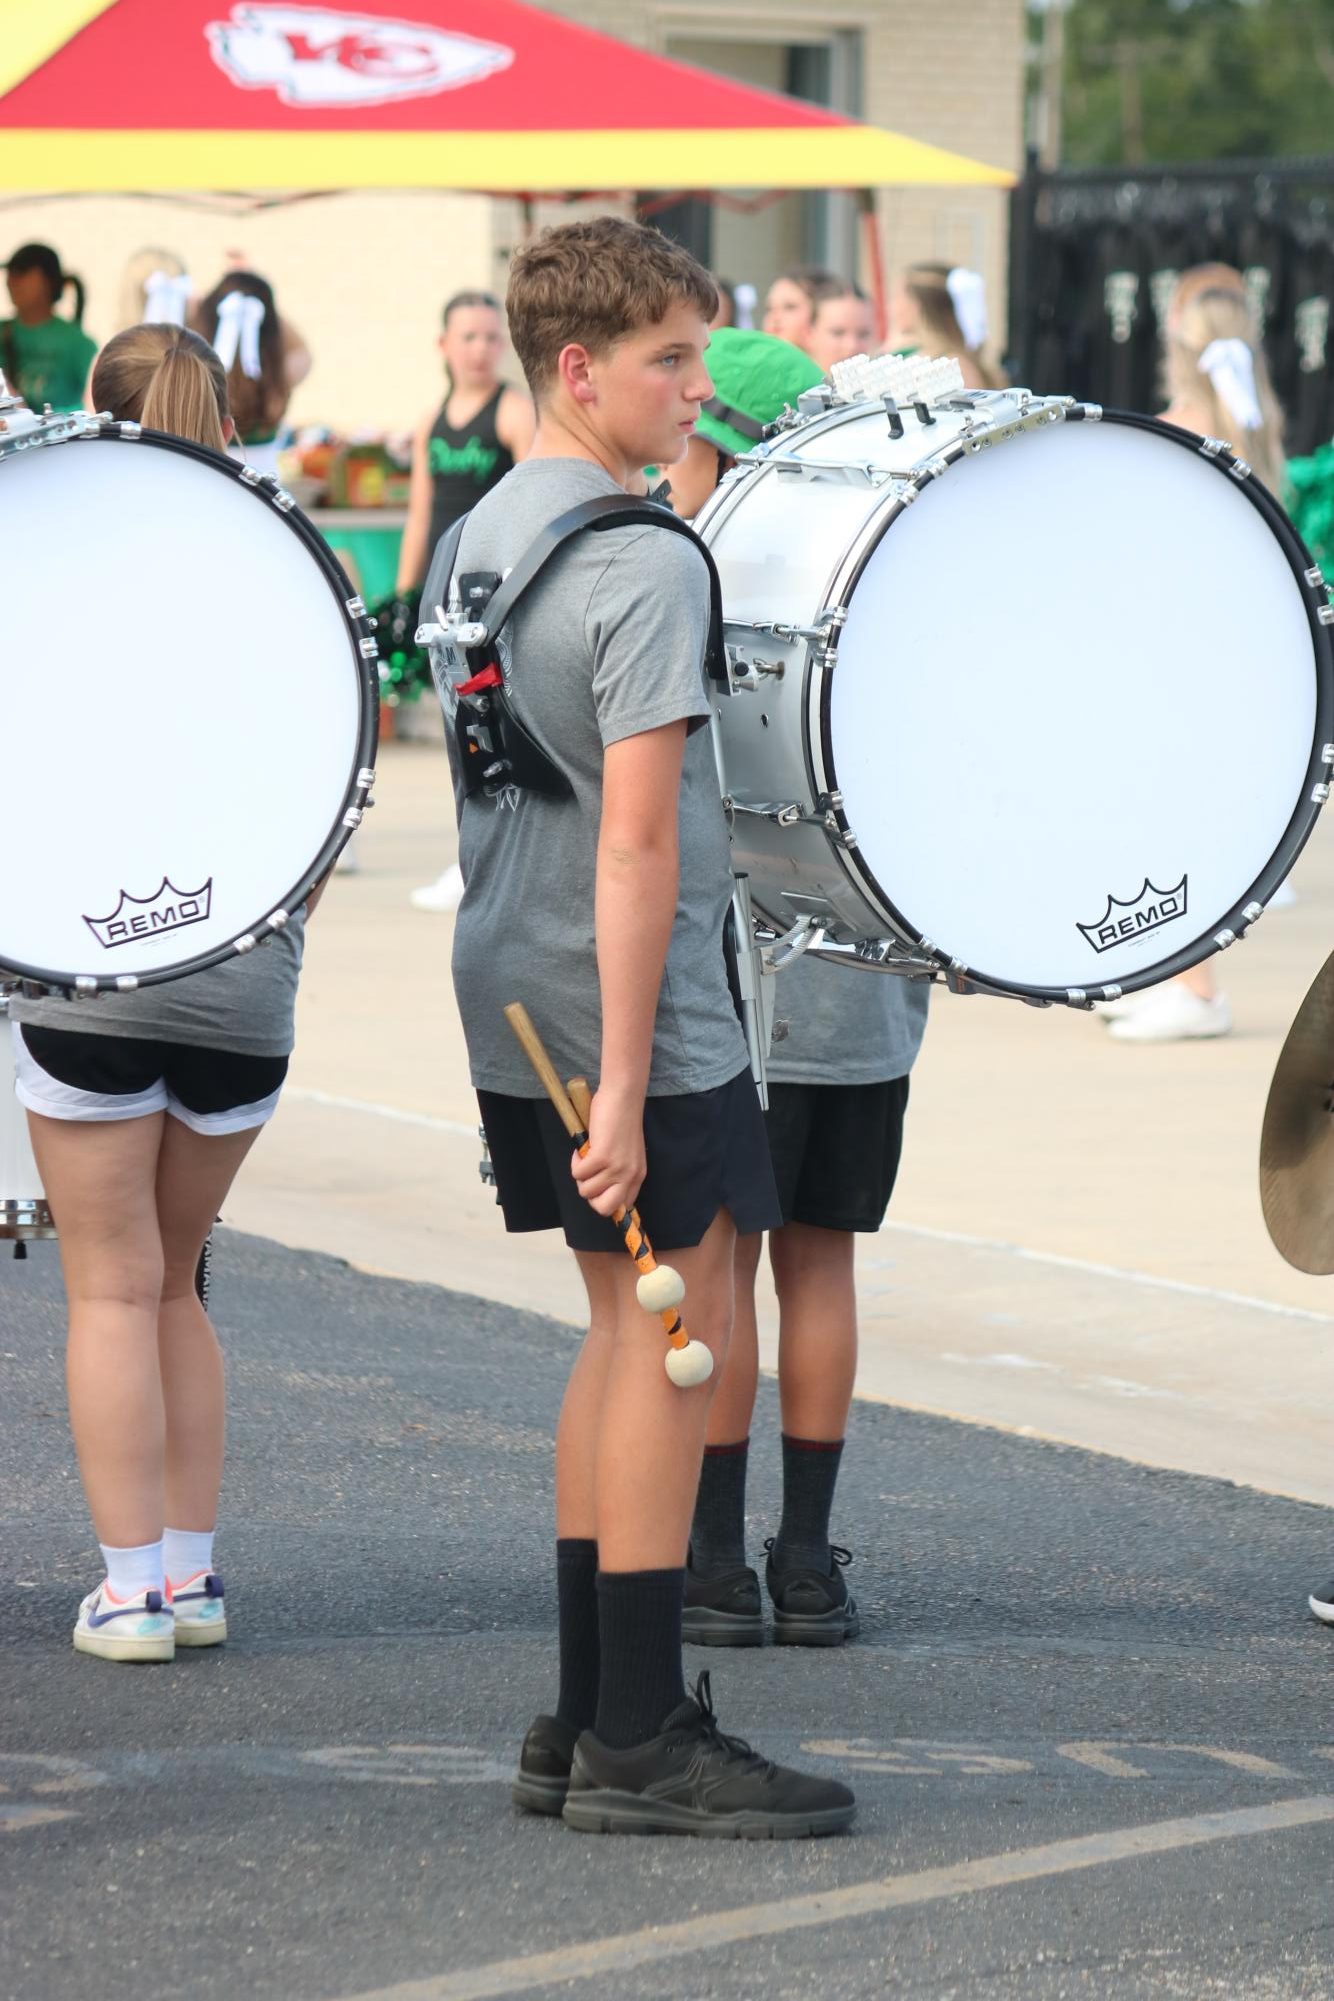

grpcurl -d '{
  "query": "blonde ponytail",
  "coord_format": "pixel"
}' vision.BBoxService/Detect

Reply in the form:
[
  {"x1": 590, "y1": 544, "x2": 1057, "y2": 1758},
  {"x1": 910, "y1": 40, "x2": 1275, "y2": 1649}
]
[{"x1": 91, "y1": 324, "x2": 230, "y2": 452}]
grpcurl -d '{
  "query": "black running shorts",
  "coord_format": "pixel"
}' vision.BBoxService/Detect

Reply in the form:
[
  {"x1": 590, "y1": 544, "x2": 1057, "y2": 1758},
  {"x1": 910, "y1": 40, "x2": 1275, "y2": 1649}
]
[
  {"x1": 15, "y1": 1023, "x2": 288, "y2": 1136},
  {"x1": 763, "y1": 1076, "x2": 910, "y2": 1234},
  {"x1": 478, "y1": 1065, "x2": 781, "y2": 1253}
]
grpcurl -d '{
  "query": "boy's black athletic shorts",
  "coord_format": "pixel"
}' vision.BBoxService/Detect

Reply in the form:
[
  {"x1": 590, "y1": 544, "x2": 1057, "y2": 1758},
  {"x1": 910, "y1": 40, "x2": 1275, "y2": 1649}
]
[
  {"x1": 478, "y1": 1064, "x2": 781, "y2": 1253},
  {"x1": 763, "y1": 1076, "x2": 910, "y2": 1233}
]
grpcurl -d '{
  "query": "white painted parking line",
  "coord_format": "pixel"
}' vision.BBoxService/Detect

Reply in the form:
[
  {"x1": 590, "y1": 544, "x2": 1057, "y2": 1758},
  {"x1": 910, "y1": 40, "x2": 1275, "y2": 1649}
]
[
  {"x1": 0, "y1": 1804, "x2": 74, "y2": 1833},
  {"x1": 337, "y1": 1794, "x2": 1334, "y2": 2001},
  {"x1": 285, "y1": 1088, "x2": 477, "y2": 1139}
]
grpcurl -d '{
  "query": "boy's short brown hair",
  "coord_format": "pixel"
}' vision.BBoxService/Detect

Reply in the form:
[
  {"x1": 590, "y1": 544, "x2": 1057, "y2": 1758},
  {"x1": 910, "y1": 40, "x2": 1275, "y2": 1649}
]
[{"x1": 506, "y1": 216, "x2": 718, "y2": 399}]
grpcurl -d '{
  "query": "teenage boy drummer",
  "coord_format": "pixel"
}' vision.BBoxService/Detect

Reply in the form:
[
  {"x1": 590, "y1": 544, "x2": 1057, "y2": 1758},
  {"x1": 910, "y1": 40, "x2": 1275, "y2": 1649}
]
[{"x1": 436, "y1": 218, "x2": 854, "y2": 1838}]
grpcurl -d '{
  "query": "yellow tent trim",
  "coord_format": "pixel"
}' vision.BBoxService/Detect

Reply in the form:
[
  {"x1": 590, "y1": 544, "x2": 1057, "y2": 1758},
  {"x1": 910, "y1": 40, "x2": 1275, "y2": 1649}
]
[
  {"x1": 0, "y1": 126, "x2": 1015, "y2": 194},
  {"x1": 0, "y1": 0, "x2": 120, "y2": 106}
]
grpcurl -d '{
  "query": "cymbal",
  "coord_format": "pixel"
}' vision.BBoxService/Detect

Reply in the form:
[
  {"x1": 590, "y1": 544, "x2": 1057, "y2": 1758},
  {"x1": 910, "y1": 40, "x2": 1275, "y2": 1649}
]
[{"x1": 1260, "y1": 947, "x2": 1334, "y2": 1273}]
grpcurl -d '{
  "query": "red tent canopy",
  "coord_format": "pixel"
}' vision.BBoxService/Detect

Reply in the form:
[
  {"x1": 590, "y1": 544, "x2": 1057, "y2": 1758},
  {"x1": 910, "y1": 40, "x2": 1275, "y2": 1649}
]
[{"x1": 0, "y1": 0, "x2": 1014, "y2": 192}]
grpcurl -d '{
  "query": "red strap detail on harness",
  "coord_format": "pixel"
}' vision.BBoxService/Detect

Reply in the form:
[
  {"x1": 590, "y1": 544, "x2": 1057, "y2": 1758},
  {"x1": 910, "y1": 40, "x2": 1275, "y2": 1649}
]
[{"x1": 457, "y1": 663, "x2": 503, "y2": 696}]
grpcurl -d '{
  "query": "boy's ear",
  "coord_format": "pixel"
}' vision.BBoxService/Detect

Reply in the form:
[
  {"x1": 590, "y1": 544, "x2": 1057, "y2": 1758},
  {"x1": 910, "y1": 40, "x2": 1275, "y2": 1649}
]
[{"x1": 557, "y1": 341, "x2": 597, "y2": 405}]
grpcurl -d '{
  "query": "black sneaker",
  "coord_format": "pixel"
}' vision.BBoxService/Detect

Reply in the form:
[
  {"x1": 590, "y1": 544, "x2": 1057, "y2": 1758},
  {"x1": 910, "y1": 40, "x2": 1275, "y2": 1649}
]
[
  {"x1": 511, "y1": 1713, "x2": 580, "y2": 1816},
  {"x1": 683, "y1": 1560, "x2": 765, "y2": 1647},
  {"x1": 1310, "y1": 1579, "x2": 1334, "y2": 1626},
  {"x1": 765, "y1": 1540, "x2": 860, "y2": 1647},
  {"x1": 562, "y1": 1672, "x2": 855, "y2": 1838}
]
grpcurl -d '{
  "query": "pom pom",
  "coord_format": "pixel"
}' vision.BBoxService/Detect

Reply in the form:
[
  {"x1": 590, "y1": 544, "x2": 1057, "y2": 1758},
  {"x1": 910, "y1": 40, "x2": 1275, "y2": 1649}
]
[
  {"x1": 636, "y1": 1263, "x2": 685, "y2": 1313},
  {"x1": 664, "y1": 1340, "x2": 714, "y2": 1388},
  {"x1": 367, "y1": 591, "x2": 433, "y2": 705}
]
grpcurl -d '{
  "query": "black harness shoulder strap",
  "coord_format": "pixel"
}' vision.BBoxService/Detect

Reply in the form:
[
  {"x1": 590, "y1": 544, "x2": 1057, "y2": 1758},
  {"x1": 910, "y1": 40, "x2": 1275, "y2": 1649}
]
[{"x1": 423, "y1": 494, "x2": 725, "y2": 683}]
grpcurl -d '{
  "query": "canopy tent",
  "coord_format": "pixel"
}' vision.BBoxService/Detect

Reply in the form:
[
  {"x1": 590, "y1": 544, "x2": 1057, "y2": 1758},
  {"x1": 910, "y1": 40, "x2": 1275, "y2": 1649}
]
[{"x1": 0, "y1": 0, "x2": 1014, "y2": 195}]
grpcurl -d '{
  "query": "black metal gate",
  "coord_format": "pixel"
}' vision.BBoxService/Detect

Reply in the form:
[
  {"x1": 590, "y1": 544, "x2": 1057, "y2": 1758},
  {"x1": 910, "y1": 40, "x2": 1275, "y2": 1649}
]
[{"x1": 1007, "y1": 153, "x2": 1334, "y2": 456}]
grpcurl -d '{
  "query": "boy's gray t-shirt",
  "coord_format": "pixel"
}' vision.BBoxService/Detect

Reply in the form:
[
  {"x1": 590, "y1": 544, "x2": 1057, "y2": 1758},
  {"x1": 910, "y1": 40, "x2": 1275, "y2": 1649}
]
[
  {"x1": 443, "y1": 456, "x2": 748, "y2": 1099},
  {"x1": 767, "y1": 955, "x2": 929, "y2": 1085}
]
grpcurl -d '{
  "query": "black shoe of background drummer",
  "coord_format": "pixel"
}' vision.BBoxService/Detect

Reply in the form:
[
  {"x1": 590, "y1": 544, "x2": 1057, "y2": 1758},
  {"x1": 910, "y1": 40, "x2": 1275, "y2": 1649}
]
[
  {"x1": 683, "y1": 1553, "x2": 765, "y2": 1647},
  {"x1": 765, "y1": 1539, "x2": 860, "y2": 1647},
  {"x1": 562, "y1": 1672, "x2": 855, "y2": 1838},
  {"x1": 511, "y1": 1713, "x2": 581, "y2": 1816}
]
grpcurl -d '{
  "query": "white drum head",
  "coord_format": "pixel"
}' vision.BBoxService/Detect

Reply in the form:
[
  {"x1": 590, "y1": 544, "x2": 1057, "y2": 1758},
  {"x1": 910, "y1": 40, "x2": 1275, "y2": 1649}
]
[
  {"x1": 830, "y1": 418, "x2": 1323, "y2": 991},
  {"x1": 0, "y1": 431, "x2": 372, "y2": 986}
]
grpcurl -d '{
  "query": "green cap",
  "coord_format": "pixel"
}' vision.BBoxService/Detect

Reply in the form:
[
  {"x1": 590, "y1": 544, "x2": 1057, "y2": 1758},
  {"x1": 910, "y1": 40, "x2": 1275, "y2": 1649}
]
[{"x1": 696, "y1": 327, "x2": 825, "y2": 460}]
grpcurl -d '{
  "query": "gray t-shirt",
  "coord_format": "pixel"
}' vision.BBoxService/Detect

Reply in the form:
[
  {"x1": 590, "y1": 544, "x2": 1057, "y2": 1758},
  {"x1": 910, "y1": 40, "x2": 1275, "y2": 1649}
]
[
  {"x1": 767, "y1": 952, "x2": 929, "y2": 1085},
  {"x1": 8, "y1": 908, "x2": 306, "y2": 1057},
  {"x1": 441, "y1": 457, "x2": 748, "y2": 1099}
]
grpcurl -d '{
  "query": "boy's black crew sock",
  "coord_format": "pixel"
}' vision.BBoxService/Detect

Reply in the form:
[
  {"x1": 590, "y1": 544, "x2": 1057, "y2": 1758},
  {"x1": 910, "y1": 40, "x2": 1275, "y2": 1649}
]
[
  {"x1": 772, "y1": 1434, "x2": 845, "y2": 1573},
  {"x1": 593, "y1": 1569, "x2": 687, "y2": 1749},
  {"x1": 688, "y1": 1439, "x2": 750, "y2": 1575},
  {"x1": 555, "y1": 1538, "x2": 600, "y2": 1732}
]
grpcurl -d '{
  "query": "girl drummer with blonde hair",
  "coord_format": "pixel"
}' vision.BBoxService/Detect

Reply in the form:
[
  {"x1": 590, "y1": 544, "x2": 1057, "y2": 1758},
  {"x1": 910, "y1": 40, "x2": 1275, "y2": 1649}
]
[{"x1": 8, "y1": 322, "x2": 325, "y2": 1661}]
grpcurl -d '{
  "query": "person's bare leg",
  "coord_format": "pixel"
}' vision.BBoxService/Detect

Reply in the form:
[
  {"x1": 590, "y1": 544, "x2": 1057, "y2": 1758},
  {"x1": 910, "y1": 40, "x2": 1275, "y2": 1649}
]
[
  {"x1": 703, "y1": 1231, "x2": 762, "y2": 1446},
  {"x1": 557, "y1": 1251, "x2": 618, "y2": 1539},
  {"x1": 770, "y1": 1222, "x2": 858, "y2": 1442},
  {"x1": 595, "y1": 1206, "x2": 735, "y2": 1572},
  {"x1": 154, "y1": 1116, "x2": 264, "y2": 1534},
  {"x1": 26, "y1": 1111, "x2": 166, "y2": 1548}
]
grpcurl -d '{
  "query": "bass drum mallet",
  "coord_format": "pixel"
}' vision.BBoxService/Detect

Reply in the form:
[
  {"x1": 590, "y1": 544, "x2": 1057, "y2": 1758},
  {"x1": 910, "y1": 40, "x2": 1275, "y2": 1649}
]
[{"x1": 502, "y1": 1003, "x2": 714, "y2": 1387}]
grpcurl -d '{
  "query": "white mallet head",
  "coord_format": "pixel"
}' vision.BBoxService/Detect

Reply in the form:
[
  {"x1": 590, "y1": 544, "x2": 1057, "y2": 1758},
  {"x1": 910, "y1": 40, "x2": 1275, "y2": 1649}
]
[
  {"x1": 636, "y1": 1263, "x2": 685, "y2": 1313},
  {"x1": 664, "y1": 1340, "x2": 714, "y2": 1388}
]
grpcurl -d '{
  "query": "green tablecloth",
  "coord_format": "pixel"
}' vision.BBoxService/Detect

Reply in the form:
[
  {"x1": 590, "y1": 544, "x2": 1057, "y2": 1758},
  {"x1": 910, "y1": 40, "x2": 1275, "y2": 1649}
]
[{"x1": 309, "y1": 508, "x2": 406, "y2": 603}]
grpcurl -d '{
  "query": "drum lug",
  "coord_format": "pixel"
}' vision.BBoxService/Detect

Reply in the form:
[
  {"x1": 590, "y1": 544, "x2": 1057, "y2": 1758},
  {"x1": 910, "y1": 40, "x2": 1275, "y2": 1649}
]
[
  {"x1": 726, "y1": 798, "x2": 805, "y2": 828},
  {"x1": 723, "y1": 645, "x2": 785, "y2": 694}
]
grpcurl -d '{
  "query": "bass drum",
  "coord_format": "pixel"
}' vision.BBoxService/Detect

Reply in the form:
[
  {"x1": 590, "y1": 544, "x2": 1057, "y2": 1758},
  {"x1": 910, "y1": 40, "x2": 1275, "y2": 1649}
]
[
  {"x1": 0, "y1": 408, "x2": 378, "y2": 993},
  {"x1": 698, "y1": 387, "x2": 1334, "y2": 1002}
]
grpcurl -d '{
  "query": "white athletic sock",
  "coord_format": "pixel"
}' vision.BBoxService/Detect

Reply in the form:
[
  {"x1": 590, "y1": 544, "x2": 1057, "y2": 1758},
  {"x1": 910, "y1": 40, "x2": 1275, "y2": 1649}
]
[
  {"x1": 163, "y1": 1528, "x2": 215, "y2": 1584},
  {"x1": 100, "y1": 1540, "x2": 166, "y2": 1599}
]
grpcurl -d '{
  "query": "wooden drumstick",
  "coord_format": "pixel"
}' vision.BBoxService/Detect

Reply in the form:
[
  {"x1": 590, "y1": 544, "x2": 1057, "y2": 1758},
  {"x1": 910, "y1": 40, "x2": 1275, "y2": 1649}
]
[{"x1": 501, "y1": 1003, "x2": 713, "y2": 1388}]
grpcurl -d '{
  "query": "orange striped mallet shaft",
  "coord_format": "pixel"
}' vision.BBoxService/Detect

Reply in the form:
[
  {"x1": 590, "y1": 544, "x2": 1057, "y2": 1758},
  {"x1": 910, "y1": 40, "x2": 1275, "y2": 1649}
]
[{"x1": 501, "y1": 1003, "x2": 713, "y2": 1387}]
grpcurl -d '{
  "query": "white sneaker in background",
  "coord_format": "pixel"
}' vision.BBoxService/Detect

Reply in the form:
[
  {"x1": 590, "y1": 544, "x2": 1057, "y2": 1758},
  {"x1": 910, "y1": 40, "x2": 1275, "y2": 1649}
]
[
  {"x1": 1268, "y1": 880, "x2": 1298, "y2": 909},
  {"x1": 334, "y1": 834, "x2": 361, "y2": 875},
  {"x1": 410, "y1": 863, "x2": 464, "y2": 914},
  {"x1": 1092, "y1": 993, "x2": 1142, "y2": 1020},
  {"x1": 72, "y1": 1581, "x2": 175, "y2": 1663},
  {"x1": 1107, "y1": 986, "x2": 1233, "y2": 1043}
]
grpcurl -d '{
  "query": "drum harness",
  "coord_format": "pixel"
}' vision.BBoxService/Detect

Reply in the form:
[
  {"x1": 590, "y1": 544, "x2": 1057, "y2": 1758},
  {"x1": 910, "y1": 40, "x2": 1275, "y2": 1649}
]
[
  {"x1": 417, "y1": 492, "x2": 725, "y2": 804},
  {"x1": 417, "y1": 493, "x2": 773, "y2": 1098}
]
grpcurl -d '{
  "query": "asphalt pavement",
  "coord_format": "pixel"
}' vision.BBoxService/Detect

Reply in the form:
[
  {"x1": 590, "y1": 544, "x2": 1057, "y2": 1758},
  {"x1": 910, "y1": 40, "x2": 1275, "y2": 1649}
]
[{"x1": 2, "y1": 1229, "x2": 1333, "y2": 2001}]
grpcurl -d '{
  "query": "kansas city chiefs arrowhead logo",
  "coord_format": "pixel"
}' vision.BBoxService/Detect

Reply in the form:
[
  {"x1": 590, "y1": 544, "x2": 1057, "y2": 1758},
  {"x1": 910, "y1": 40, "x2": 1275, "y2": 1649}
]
[{"x1": 207, "y1": 4, "x2": 514, "y2": 107}]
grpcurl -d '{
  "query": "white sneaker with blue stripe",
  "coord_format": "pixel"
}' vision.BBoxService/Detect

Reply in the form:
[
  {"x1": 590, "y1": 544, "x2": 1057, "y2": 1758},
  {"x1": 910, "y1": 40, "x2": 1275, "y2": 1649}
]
[
  {"x1": 73, "y1": 1581, "x2": 175, "y2": 1662},
  {"x1": 171, "y1": 1571, "x2": 227, "y2": 1647}
]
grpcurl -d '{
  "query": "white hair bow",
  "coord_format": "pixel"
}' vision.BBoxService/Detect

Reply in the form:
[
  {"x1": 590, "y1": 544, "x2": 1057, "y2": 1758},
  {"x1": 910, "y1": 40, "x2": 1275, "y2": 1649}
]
[
  {"x1": 214, "y1": 290, "x2": 266, "y2": 380},
  {"x1": 143, "y1": 269, "x2": 191, "y2": 328},
  {"x1": 946, "y1": 267, "x2": 988, "y2": 352},
  {"x1": 1199, "y1": 337, "x2": 1262, "y2": 432}
]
